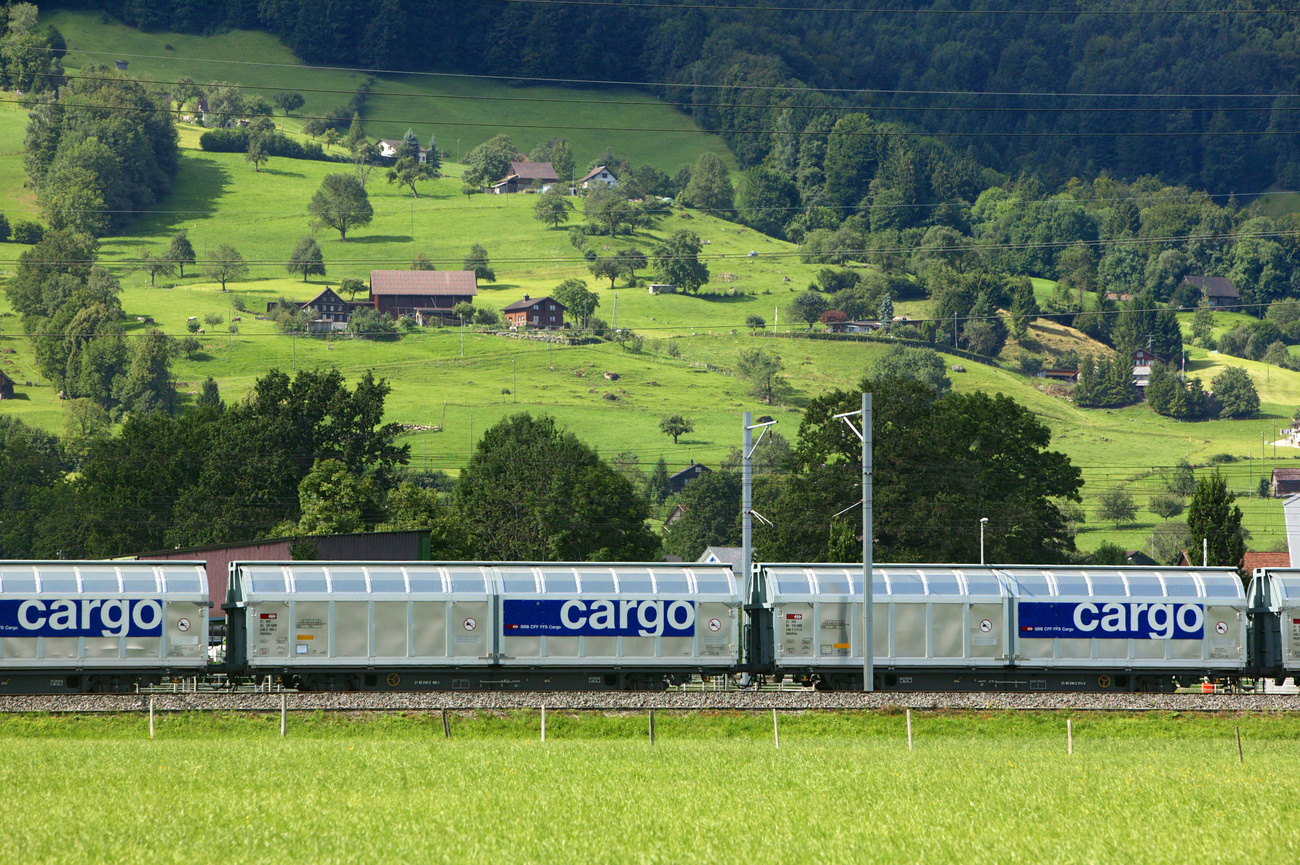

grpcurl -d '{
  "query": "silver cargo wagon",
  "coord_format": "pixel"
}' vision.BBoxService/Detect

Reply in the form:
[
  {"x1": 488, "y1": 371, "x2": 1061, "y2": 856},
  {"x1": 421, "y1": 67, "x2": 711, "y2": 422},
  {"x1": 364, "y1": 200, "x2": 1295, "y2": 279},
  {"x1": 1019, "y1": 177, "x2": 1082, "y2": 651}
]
[{"x1": 0, "y1": 561, "x2": 209, "y2": 692}]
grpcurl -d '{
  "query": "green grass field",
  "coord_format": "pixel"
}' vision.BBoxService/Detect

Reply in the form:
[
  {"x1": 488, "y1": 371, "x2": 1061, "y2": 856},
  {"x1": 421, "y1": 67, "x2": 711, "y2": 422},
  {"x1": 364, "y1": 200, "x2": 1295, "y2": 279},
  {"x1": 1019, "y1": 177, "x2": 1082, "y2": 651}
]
[
  {"x1": 0, "y1": 711, "x2": 1296, "y2": 863},
  {"x1": 45, "y1": 10, "x2": 734, "y2": 173}
]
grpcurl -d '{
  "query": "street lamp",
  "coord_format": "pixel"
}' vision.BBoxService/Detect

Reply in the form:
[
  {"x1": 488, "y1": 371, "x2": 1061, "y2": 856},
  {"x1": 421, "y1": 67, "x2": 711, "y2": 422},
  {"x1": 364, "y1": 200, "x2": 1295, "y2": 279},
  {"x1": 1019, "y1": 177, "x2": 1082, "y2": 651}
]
[{"x1": 980, "y1": 517, "x2": 989, "y2": 565}]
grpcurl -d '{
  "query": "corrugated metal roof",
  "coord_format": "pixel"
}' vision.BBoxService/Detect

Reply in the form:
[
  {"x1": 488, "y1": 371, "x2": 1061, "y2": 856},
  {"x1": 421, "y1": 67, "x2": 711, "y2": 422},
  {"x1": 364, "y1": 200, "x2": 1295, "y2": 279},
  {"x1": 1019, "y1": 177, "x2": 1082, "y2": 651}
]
[
  {"x1": 1183, "y1": 275, "x2": 1240, "y2": 297},
  {"x1": 504, "y1": 161, "x2": 558, "y2": 180},
  {"x1": 369, "y1": 270, "x2": 478, "y2": 296}
]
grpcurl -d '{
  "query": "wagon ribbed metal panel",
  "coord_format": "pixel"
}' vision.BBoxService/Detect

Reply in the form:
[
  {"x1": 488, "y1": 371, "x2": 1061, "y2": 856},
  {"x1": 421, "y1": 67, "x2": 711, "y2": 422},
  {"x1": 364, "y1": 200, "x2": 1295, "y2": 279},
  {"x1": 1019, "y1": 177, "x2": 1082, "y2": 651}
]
[
  {"x1": 495, "y1": 563, "x2": 742, "y2": 666},
  {"x1": 0, "y1": 561, "x2": 209, "y2": 669},
  {"x1": 231, "y1": 562, "x2": 496, "y2": 668},
  {"x1": 1002, "y1": 566, "x2": 1247, "y2": 670},
  {"x1": 759, "y1": 564, "x2": 1015, "y2": 669},
  {"x1": 1247, "y1": 568, "x2": 1300, "y2": 671}
]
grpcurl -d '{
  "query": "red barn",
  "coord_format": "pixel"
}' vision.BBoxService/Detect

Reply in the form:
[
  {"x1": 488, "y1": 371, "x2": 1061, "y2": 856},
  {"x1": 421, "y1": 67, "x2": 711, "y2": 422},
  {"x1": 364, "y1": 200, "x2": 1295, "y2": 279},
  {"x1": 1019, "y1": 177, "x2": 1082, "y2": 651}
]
[{"x1": 368, "y1": 270, "x2": 477, "y2": 319}]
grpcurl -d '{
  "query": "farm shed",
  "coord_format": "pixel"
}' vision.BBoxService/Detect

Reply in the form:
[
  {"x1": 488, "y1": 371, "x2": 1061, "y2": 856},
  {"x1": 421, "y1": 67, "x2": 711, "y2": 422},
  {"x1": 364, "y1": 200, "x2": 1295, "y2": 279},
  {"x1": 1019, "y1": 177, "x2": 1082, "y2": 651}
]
[
  {"x1": 1182, "y1": 275, "x2": 1240, "y2": 308},
  {"x1": 369, "y1": 270, "x2": 478, "y2": 319},
  {"x1": 1273, "y1": 468, "x2": 1300, "y2": 498},
  {"x1": 0, "y1": 370, "x2": 14, "y2": 400}
]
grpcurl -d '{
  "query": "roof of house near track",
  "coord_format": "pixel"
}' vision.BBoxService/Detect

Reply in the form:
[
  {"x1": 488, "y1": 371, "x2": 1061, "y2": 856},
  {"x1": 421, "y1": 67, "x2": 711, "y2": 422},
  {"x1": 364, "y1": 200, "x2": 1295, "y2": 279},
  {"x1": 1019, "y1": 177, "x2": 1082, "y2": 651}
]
[
  {"x1": 1182, "y1": 275, "x2": 1240, "y2": 298},
  {"x1": 505, "y1": 161, "x2": 558, "y2": 180},
  {"x1": 1243, "y1": 551, "x2": 1291, "y2": 572},
  {"x1": 502, "y1": 295, "x2": 564, "y2": 312},
  {"x1": 697, "y1": 546, "x2": 745, "y2": 573},
  {"x1": 369, "y1": 270, "x2": 478, "y2": 296},
  {"x1": 1273, "y1": 468, "x2": 1300, "y2": 482}
]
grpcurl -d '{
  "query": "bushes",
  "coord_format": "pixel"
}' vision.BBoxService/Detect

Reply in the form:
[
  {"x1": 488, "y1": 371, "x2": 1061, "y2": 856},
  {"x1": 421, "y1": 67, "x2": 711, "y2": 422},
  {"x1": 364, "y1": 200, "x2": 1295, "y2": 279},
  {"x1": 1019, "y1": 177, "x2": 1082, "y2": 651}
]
[
  {"x1": 11, "y1": 220, "x2": 44, "y2": 244},
  {"x1": 199, "y1": 129, "x2": 331, "y2": 162}
]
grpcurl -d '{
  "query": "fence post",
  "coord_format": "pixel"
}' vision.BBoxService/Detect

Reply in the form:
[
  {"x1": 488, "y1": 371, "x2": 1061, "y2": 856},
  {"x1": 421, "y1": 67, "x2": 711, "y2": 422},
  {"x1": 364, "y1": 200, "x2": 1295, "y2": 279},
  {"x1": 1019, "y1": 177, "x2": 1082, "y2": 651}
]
[
  {"x1": 1236, "y1": 726, "x2": 1243, "y2": 763},
  {"x1": 1067, "y1": 719, "x2": 1073, "y2": 755},
  {"x1": 906, "y1": 709, "x2": 913, "y2": 751},
  {"x1": 541, "y1": 705, "x2": 546, "y2": 742},
  {"x1": 149, "y1": 696, "x2": 154, "y2": 740},
  {"x1": 281, "y1": 694, "x2": 286, "y2": 737},
  {"x1": 442, "y1": 707, "x2": 450, "y2": 739},
  {"x1": 649, "y1": 708, "x2": 655, "y2": 746},
  {"x1": 773, "y1": 708, "x2": 780, "y2": 749}
]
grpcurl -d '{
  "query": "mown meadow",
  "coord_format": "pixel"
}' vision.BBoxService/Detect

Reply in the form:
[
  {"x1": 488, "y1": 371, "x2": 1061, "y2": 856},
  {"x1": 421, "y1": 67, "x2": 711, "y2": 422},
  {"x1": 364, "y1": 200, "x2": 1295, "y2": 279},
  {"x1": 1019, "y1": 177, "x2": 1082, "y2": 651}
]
[{"x1": 0, "y1": 710, "x2": 1296, "y2": 863}]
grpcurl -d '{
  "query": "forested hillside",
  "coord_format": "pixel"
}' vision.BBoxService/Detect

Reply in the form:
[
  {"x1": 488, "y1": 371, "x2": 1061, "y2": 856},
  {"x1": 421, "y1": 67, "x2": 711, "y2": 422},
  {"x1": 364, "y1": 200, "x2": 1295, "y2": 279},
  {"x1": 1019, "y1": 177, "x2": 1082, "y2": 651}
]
[{"x1": 62, "y1": 1, "x2": 1300, "y2": 193}]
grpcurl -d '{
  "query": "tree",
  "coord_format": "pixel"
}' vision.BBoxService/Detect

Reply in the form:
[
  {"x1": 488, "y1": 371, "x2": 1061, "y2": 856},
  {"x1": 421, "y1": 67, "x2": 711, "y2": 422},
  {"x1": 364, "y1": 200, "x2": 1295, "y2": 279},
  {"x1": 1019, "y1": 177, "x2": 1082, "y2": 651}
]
[
  {"x1": 286, "y1": 236, "x2": 326, "y2": 282},
  {"x1": 203, "y1": 244, "x2": 248, "y2": 291},
  {"x1": 171, "y1": 76, "x2": 200, "y2": 118},
  {"x1": 461, "y1": 134, "x2": 520, "y2": 188},
  {"x1": 1009, "y1": 277, "x2": 1039, "y2": 339},
  {"x1": 136, "y1": 251, "x2": 174, "y2": 287},
  {"x1": 339, "y1": 277, "x2": 365, "y2": 300},
  {"x1": 746, "y1": 314, "x2": 766, "y2": 331},
  {"x1": 245, "y1": 133, "x2": 269, "y2": 172},
  {"x1": 646, "y1": 457, "x2": 672, "y2": 504},
  {"x1": 588, "y1": 257, "x2": 621, "y2": 289},
  {"x1": 662, "y1": 471, "x2": 743, "y2": 561},
  {"x1": 1097, "y1": 488, "x2": 1138, "y2": 528},
  {"x1": 452, "y1": 413, "x2": 659, "y2": 560},
  {"x1": 761, "y1": 383, "x2": 1083, "y2": 564},
  {"x1": 651, "y1": 230, "x2": 709, "y2": 293},
  {"x1": 350, "y1": 140, "x2": 380, "y2": 188},
  {"x1": 551, "y1": 278, "x2": 599, "y2": 327},
  {"x1": 736, "y1": 348, "x2": 790, "y2": 405},
  {"x1": 386, "y1": 155, "x2": 434, "y2": 197},
  {"x1": 615, "y1": 247, "x2": 647, "y2": 284},
  {"x1": 1149, "y1": 492, "x2": 1185, "y2": 522},
  {"x1": 879, "y1": 294, "x2": 894, "y2": 327},
  {"x1": 272, "y1": 92, "x2": 305, "y2": 115},
  {"x1": 735, "y1": 166, "x2": 798, "y2": 237},
  {"x1": 869, "y1": 346, "x2": 952, "y2": 395},
  {"x1": 1167, "y1": 459, "x2": 1197, "y2": 497},
  {"x1": 1212, "y1": 366, "x2": 1259, "y2": 418},
  {"x1": 278, "y1": 458, "x2": 378, "y2": 536},
  {"x1": 113, "y1": 329, "x2": 176, "y2": 416},
  {"x1": 1185, "y1": 469, "x2": 1245, "y2": 568},
  {"x1": 584, "y1": 186, "x2": 635, "y2": 236},
  {"x1": 789, "y1": 290, "x2": 830, "y2": 330},
  {"x1": 452, "y1": 301, "x2": 475, "y2": 322},
  {"x1": 166, "y1": 232, "x2": 196, "y2": 277},
  {"x1": 680, "y1": 152, "x2": 733, "y2": 215},
  {"x1": 308, "y1": 173, "x2": 373, "y2": 241},
  {"x1": 529, "y1": 137, "x2": 574, "y2": 185},
  {"x1": 348, "y1": 307, "x2": 399, "y2": 340},
  {"x1": 343, "y1": 112, "x2": 365, "y2": 152},
  {"x1": 464, "y1": 244, "x2": 495, "y2": 282},
  {"x1": 660, "y1": 414, "x2": 694, "y2": 444},
  {"x1": 533, "y1": 186, "x2": 573, "y2": 228}
]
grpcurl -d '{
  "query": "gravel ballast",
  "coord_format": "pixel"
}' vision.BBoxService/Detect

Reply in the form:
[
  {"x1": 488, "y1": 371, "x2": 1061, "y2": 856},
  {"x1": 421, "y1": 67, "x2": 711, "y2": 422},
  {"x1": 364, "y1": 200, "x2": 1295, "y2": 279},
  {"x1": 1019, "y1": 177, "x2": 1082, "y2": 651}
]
[{"x1": 3, "y1": 691, "x2": 1300, "y2": 713}]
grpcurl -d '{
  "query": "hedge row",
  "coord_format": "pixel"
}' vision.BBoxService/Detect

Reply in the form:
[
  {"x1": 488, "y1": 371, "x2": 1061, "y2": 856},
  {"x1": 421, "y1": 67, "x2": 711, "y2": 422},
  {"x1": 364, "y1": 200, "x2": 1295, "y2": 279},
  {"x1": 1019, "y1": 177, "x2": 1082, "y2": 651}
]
[{"x1": 198, "y1": 129, "x2": 338, "y2": 163}]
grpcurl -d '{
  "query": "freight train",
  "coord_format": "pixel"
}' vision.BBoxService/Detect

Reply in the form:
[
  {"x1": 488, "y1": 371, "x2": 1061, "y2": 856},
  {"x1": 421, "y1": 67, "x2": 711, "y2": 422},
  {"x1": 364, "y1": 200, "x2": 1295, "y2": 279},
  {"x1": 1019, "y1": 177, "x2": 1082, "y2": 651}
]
[{"x1": 1, "y1": 559, "x2": 1297, "y2": 694}]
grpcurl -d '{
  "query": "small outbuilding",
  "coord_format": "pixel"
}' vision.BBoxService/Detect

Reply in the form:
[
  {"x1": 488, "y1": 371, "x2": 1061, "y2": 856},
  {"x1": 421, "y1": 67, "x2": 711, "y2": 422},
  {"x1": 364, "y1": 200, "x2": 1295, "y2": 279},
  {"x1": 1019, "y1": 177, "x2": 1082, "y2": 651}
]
[
  {"x1": 0, "y1": 370, "x2": 14, "y2": 400},
  {"x1": 1273, "y1": 468, "x2": 1300, "y2": 498},
  {"x1": 668, "y1": 460, "x2": 710, "y2": 495}
]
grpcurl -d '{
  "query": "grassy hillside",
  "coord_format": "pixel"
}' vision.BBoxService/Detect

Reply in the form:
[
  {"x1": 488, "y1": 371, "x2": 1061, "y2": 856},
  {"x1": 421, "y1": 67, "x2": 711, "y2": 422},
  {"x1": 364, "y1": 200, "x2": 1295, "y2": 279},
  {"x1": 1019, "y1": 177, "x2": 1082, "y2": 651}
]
[
  {"x1": 3, "y1": 19, "x2": 1299, "y2": 556},
  {"x1": 46, "y1": 11, "x2": 735, "y2": 173}
]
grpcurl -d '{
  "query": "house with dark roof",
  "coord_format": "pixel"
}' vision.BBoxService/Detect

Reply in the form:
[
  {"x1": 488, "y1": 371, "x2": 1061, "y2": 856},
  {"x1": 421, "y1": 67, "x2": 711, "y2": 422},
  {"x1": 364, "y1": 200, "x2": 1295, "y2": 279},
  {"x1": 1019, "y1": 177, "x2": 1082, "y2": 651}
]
[
  {"x1": 1182, "y1": 275, "x2": 1240, "y2": 308},
  {"x1": 0, "y1": 369, "x2": 14, "y2": 400},
  {"x1": 491, "y1": 161, "x2": 559, "y2": 194},
  {"x1": 576, "y1": 165, "x2": 618, "y2": 190},
  {"x1": 368, "y1": 270, "x2": 478, "y2": 319},
  {"x1": 502, "y1": 294, "x2": 566, "y2": 329},
  {"x1": 668, "y1": 461, "x2": 710, "y2": 495}
]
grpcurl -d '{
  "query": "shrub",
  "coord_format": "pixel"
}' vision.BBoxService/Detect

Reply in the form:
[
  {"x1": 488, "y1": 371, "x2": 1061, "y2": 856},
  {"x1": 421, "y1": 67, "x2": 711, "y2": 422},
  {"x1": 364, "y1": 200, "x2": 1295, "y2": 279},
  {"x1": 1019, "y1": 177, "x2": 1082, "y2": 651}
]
[
  {"x1": 0, "y1": 212, "x2": 9, "y2": 242},
  {"x1": 11, "y1": 220, "x2": 44, "y2": 244}
]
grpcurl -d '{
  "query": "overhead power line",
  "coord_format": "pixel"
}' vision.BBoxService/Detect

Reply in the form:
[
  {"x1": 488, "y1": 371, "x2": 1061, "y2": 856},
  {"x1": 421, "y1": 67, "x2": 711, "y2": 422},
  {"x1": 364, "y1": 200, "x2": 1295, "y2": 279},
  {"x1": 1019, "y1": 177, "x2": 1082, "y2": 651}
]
[
  {"x1": 468, "y1": 0, "x2": 1300, "y2": 15},
  {"x1": 52, "y1": 47, "x2": 1300, "y2": 100},
  {"x1": 37, "y1": 71, "x2": 1300, "y2": 114},
  {"x1": 9, "y1": 95, "x2": 1300, "y2": 138}
]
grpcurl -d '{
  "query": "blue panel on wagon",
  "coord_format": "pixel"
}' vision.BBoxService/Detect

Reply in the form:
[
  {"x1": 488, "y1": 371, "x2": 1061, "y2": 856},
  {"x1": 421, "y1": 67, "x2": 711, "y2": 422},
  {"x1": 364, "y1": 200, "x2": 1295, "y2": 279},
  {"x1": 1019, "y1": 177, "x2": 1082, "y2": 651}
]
[
  {"x1": 1019, "y1": 601, "x2": 1204, "y2": 640},
  {"x1": 0, "y1": 598, "x2": 164, "y2": 638},
  {"x1": 503, "y1": 598, "x2": 696, "y2": 637}
]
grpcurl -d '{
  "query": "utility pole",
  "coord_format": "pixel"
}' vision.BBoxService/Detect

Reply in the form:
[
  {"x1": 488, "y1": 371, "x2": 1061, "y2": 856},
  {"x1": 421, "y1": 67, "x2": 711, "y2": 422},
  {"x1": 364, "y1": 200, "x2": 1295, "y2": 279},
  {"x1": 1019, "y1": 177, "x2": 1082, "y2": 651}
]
[
  {"x1": 461, "y1": 318, "x2": 465, "y2": 358},
  {"x1": 513, "y1": 358, "x2": 517, "y2": 404},
  {"x1": 742, "y1": 412, "x2": 777, "y2": 685},
  {"x1": 833, "y1": 393, "x2": 873, "y2": 692}
]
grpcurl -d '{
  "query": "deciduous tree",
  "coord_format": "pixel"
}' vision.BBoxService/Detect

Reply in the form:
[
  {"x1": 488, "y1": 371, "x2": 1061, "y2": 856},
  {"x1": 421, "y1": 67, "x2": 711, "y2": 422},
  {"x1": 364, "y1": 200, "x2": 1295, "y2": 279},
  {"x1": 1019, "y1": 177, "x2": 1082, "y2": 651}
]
[
  {"x1": 308, "y1": 173, "x2": 373, "y2": 241},
  {"x1": 203, "y1": 244, "x2": 248, "y2": 291},
  {"x1": 660, "y1": 414, "x2": 694, "y2": 444},
  {"x1": 286, "y1": 236, "x2": 325, "y2": 282}
]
